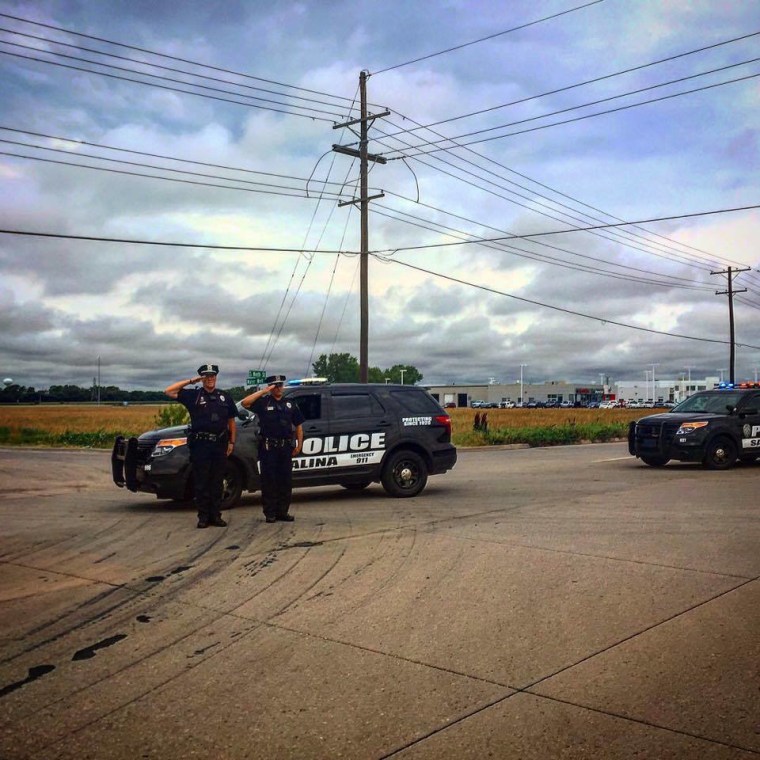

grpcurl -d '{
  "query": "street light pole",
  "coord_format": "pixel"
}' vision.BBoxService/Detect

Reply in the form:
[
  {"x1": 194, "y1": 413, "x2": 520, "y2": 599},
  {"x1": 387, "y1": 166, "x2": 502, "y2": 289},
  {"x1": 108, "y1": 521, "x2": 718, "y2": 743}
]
[
  {"x1": 399, "y1": 368, "x2": 406, "y2": 385},
  {"x1": 520, "y1": 364, "x2": 527, "y2": 406}
]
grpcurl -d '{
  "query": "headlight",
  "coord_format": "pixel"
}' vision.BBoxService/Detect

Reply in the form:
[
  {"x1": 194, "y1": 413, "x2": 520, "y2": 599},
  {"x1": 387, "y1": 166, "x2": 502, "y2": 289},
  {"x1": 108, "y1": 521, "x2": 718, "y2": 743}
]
[
  {"x1": 152, "y1": 437, "x2": 188, "y2": 457},
  {"x1": 676, "y1": 422, "x2": 708, "y2": 435}
]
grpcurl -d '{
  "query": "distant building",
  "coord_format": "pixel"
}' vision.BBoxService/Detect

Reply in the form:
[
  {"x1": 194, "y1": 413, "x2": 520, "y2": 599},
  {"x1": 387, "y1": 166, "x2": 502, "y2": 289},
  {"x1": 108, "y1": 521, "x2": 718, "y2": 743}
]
[
  {"x1": 426, "y1": 376, "x2": 721, "y2": 407},
  {"x1": 425, "y1": 381, "x2": 603, "y2": 407}
]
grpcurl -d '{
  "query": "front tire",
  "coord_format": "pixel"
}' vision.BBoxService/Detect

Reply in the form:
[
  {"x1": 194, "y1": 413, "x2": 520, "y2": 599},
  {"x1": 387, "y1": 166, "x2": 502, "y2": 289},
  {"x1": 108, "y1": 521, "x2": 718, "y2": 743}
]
[
  {"x1": 220, "y1": 460, "x2": 244, "y2": 508},
  {"x1": 381, "y1": 450, "x2": 428, "y2": 498},
  {"x1": 640, "y1": 455, "x2": 669, "y2": 467},
  {"x1": 702, "y1": 436, "x2": 737, "y2": 470}
]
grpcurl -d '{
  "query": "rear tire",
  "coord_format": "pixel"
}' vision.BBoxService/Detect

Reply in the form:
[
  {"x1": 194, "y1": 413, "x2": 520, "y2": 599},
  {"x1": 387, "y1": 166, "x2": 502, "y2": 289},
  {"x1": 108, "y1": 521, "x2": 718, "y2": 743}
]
[
  {"x1": 381, "y1": 450, "x2": 427, "y2": 498},
  {"x1": 640, "y1": 455, "x2": 669, "y2": 467},
  {"x1": 702, "y1": 436, "x2": 737, "y2": 470}
]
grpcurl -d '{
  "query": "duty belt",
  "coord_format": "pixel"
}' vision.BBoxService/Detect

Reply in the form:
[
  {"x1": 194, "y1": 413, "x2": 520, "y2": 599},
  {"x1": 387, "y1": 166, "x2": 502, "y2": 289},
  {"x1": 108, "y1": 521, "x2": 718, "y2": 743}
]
[
  {"x1": 190, "y1": 431, "x2": 227, "y2": 443},
  {"x1": 263, "y1": 437, "x2": 291, "y2": 450}
]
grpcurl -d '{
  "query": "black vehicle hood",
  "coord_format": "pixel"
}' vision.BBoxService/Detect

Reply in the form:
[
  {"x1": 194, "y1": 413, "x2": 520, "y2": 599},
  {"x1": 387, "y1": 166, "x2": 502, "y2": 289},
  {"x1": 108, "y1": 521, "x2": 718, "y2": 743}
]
[
  {"x1": 635, "y1": 412, "x2": 726, "y2": 424},
  {"x1": 138, "y1": 424, "x2": 189, "y2": 442}
]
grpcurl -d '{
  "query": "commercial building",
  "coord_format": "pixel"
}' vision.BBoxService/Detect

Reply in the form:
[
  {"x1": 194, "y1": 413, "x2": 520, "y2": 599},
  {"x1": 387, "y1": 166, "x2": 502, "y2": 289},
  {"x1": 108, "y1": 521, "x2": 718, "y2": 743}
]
[
  {"x1": 426, "y1": 381, "x2": 603, "y2": 407},
  {"x1": 426, "y1": 376, "x2": 721, "y2": 407}
]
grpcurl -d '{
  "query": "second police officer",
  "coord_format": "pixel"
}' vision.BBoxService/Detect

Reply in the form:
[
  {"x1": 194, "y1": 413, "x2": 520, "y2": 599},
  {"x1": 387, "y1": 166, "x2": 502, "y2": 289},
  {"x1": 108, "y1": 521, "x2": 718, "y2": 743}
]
[{"x1": 241, "y1": 375, "x2": 304, "y2": 522}]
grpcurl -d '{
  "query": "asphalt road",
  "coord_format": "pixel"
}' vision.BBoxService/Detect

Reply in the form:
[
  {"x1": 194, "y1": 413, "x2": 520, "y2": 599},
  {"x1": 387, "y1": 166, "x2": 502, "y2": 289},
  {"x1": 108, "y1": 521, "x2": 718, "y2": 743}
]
[{"x1": 0, "y1": 444, "x2": 758, "y2": 759}]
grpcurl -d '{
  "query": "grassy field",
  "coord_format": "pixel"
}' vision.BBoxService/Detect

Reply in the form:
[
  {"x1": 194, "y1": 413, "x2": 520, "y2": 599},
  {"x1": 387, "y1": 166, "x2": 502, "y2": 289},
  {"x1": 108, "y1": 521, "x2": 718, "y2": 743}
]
[{"x1": 0, "y1": 403, "x2": 648, "y2": 448}]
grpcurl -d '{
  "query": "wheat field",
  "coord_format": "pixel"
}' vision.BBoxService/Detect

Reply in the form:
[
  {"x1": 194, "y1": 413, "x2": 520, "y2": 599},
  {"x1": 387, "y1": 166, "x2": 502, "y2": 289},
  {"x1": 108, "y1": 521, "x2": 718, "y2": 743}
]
[
  {"x1": 0, "y1": 404, "x2": 165, "y2": 435},
  {"x1": 0, "y1": 403, "x2": 648, "y2": 437}
]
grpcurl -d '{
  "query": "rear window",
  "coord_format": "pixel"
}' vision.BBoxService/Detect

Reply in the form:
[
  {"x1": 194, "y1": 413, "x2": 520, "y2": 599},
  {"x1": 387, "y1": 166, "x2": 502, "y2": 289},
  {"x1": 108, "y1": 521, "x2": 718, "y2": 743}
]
[
  {"x1": 332, "y1": 392, "x2": 385, "y2": 419},
  {"x1": 390, "y1": 389, "x2": 443, "y2": 414}
]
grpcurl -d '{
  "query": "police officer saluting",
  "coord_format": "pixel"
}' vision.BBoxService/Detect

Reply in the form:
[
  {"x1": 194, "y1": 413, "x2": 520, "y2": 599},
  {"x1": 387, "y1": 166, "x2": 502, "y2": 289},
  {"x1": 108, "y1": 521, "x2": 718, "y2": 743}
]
[
  {"x1": 241, "y1": 375, "x2": 304, "y2": 523},
  {"x1": 165, "y1": 364, "x2": 237, "y2": 529}
]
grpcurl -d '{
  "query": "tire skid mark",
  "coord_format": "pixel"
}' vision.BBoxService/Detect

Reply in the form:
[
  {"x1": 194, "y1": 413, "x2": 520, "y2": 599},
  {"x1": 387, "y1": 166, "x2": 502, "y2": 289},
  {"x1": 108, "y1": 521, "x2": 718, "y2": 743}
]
[
  {"x1": 0, "y1": 524, "x2": 232, "y2": 665},
  {"x1": 0, "y1": 664, "x2": 56, "y2": 699},
  {"x1": 1, "y1": 515, "x2": 145, "y2": 565},
  {"x1": 17, "y1": 539, "x2": 348, "y2": 749}
]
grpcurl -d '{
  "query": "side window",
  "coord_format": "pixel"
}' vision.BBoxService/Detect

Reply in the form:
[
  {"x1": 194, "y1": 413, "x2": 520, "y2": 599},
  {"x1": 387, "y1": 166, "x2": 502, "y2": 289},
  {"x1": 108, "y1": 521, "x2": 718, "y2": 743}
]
[
  {"x1": 390, "y1": 389, "x2": 442, "y2": 414},
  {"x1": 290, "y1": 393, "x2": 322, "y2": 421},
  {"x1": 740, "y1": 393, "x2": 760, "y2": 412},
  {"x1": 331, "y1": 393, "x2": 384, "y2": 419}
]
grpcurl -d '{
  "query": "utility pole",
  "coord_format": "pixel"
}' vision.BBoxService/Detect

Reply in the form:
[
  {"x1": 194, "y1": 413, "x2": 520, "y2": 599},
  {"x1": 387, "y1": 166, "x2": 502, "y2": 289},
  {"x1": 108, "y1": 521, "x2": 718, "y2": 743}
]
[
  {"x1": 332, "y1": 71, "x2": 389, "y2": 382},
  {"x1": 520, "y1": 364, "x2": 527, "y2": 406},
  {"x1": 712, "y1": 266, "x2": 749, "y2": 384}
]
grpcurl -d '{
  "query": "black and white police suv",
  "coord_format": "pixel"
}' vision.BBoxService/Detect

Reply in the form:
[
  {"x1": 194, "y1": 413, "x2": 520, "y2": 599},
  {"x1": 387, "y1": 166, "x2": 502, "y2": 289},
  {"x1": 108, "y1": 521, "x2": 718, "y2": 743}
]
[
  {"x1": 112, "y1": 381, "x2": 457, "y2": 508},
  {"x1": 628, "y1": 383, "x2": 760, "y2": 469}
]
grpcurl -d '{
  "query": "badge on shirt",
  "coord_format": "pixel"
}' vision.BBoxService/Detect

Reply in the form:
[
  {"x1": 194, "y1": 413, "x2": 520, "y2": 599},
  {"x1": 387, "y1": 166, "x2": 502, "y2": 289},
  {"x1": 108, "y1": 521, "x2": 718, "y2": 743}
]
[{"x1": 220, "y1": 394, "x2": 225, "y2": 401}]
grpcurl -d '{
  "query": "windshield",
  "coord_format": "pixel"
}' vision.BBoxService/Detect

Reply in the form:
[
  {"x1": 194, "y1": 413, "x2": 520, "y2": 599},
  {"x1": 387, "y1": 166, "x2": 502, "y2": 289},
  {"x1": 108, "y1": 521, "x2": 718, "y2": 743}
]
[{"x1": 672, "y1": 392, "x2": 742, "y2": 414}]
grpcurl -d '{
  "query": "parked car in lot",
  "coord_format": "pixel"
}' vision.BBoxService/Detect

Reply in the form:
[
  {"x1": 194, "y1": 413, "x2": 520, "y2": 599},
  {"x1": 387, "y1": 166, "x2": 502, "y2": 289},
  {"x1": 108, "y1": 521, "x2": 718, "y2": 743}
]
[
  {"x1": 599, "y1": 400, "x2": 616, "y2": 409},
  {"x1": 112, "y1": 382, "x2": 457, "y2": 507},
  {"x1": 499, "y1": 401, "x2": 516, "y2": 408}
]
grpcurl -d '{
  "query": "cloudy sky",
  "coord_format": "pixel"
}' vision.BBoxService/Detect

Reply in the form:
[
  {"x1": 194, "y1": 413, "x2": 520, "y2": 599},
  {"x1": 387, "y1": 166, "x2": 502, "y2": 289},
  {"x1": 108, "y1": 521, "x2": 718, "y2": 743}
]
[{"x1": 0, "y1": 0, "x2": 758, "y2": 390}]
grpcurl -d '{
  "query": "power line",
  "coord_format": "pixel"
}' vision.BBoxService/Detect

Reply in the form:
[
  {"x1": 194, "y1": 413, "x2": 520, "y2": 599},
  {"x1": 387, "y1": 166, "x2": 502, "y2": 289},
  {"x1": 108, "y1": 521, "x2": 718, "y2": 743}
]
[
  {"x1": 379, "y1": 256, "x2": 760, "y2": 350},
  {"x1": 374, "y1": 204, "x2": 760, "y2": 254},
  {"x1": 0, "y1": 11, "x2": 362, "y2": 107},
  {"x1": 0, "y1": 137, "x2": 352, "y2": 195},
  {"x1": 0, "y1": 26, "x2": 355, "y2": 112},
  {"x1": 0, "y1": 228, "x2": 354, "y2": 254},
  {"x1": 0, "y1": 126, "x2": 358, "y2": 188},
  {"x1": 380, "y1": 65, "x2": 760, "y2": 158},
  {"x1": 0, "y1": 150, "x2": 352, "y2": 200},
  {"x1": 371, "y1": 0, "x2": 603, "y2": 75},
  {"x1": 372, "y1": 202, "x2": 716, "y2": 291},
  {"x1": 0, "y1": 48, "x2": 341, "y2": 121},
  {"x1": 378, "y1": 30, "x2": 760, "y2": 138},
  {"x1": 380, "y1": 110, "x2": 751, "y2": 273}
]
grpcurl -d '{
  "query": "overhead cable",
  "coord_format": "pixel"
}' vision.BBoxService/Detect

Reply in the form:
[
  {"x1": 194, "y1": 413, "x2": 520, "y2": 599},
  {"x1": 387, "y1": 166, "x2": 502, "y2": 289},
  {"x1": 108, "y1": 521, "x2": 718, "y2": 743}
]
[
  {"x1": 379, "y1": 30, "x2": 760, "y2": 138},
  {"x1": 379, "y1": 257, "x2": 760, "y2": 350},
  {"x1": 0, "y1": 11, "x2": 361, "y2": 106},
  {"x1": 0, "y1": 26, "x2": 354, "y2": 112},
  {"x1": 0, "y1": 228, "x2": 352, "y2": 253},
  {"x1": 379, "y1": 69, "x2": 760, "y2": 161},
  {"x1": 375, "y1": 204, "x2": 760, "y2": 254},
  {"x1": 0, "y1": 48, "x2": 342, "y2": 121},
  {"x1": 371, "y1": 0, "x2": 603, "y2": 75}
]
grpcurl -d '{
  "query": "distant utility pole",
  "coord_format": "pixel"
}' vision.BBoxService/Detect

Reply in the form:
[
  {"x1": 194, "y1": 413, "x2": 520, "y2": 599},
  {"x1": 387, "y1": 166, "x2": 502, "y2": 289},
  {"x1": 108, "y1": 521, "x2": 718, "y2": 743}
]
[
  {"x1": 332, "y1": 71, "x2": 389, "y2": 382},
  {"x1": 712, "y1": 266, "x2": 749, "y2": 384}
]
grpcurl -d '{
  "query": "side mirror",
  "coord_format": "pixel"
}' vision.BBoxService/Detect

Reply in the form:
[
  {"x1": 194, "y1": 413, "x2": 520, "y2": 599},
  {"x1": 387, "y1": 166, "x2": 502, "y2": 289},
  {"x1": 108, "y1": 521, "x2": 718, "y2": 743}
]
[{"x1": 237, "y1": 410, "x2": 250, "y2": 421}]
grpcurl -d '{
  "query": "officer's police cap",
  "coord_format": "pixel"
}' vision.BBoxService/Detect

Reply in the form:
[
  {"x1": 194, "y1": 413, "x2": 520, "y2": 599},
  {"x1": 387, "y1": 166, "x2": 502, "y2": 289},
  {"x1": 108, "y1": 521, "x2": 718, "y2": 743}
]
[
  {"x1": 266, "y1": 374, "x2": 286, "y2": 385},
  {"x1": 198, "y1": 363, "x2": 219, "y2": 376}
]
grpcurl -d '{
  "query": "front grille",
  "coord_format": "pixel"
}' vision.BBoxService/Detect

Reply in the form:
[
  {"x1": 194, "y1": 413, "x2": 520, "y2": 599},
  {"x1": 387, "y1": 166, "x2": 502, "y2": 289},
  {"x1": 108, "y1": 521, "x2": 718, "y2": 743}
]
[
  {"x1": 136, "y1": 441, "x2": 154, "y2": 464},
  {"x1": 635, "y1": 420, "x2": 680, "y2": 448}
]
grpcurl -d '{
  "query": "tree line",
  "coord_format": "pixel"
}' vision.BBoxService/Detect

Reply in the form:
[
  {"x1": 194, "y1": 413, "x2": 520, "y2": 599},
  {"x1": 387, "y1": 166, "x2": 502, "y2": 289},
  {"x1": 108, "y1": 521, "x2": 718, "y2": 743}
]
[{"x1": 0, "y1": 354, "x2": 422, "y2": 403}]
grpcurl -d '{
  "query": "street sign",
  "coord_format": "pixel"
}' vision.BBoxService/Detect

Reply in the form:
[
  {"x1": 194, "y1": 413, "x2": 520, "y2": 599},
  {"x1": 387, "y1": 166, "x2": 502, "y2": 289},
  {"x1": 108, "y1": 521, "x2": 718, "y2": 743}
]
[{"x1": 247, "y1": 370, "x2": 266, "y2": 386}]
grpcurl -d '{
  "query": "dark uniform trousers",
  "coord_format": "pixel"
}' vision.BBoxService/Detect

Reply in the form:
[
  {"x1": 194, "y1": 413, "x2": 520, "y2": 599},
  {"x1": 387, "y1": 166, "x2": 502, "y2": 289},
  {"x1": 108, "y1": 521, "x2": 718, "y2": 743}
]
[
  {"x1": 259, "y1": 441, "x2": 293, "y2": 519},
  {"x1": 189, "y1": 439, "x2": 227, "y2": 521}
]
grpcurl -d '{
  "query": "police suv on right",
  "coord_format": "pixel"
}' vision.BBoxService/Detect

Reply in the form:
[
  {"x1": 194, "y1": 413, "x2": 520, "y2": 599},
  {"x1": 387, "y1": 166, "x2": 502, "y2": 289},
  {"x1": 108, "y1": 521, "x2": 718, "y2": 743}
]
[{"x1": 628, "y1": 382, "x2": 760, "y2": 469}]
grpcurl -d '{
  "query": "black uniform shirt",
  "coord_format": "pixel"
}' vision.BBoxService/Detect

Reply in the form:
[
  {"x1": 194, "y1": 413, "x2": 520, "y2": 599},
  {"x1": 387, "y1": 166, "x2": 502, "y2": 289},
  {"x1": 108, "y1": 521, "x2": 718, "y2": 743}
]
[
  {"x1": 177, "y1": 387, "x2": 237, "y2": 434},
  {"x1": 251, "y1": 395, "x2": 305, "y2": 439}
]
